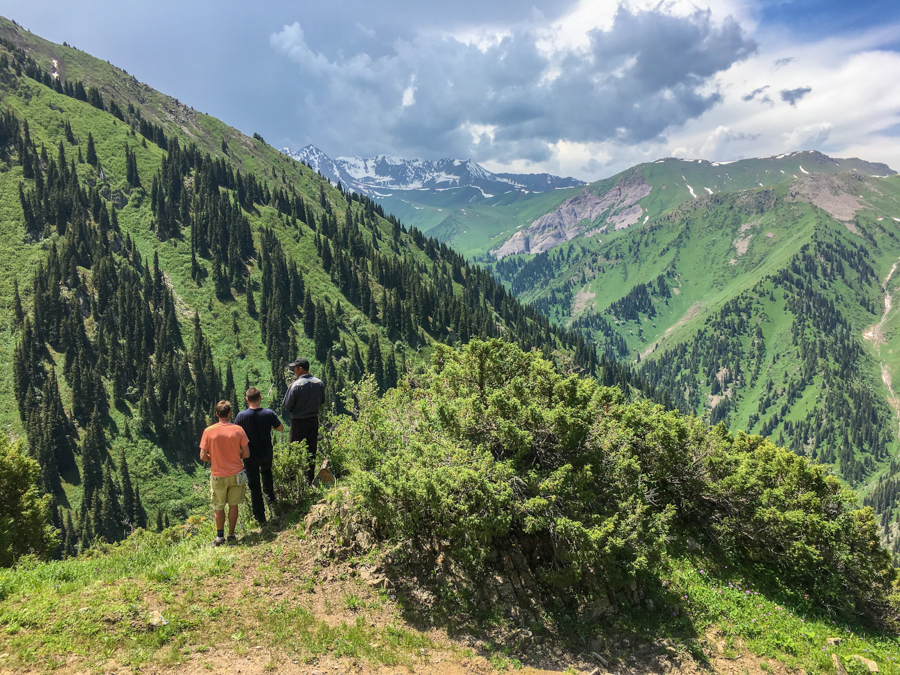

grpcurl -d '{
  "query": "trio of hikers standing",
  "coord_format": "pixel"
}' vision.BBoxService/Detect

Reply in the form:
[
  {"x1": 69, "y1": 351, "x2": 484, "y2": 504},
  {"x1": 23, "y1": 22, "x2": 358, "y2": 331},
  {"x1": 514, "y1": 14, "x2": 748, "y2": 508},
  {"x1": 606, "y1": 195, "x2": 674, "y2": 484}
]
[{"x1": 198, "y1": 357, "x2": 325, "y2": 546}]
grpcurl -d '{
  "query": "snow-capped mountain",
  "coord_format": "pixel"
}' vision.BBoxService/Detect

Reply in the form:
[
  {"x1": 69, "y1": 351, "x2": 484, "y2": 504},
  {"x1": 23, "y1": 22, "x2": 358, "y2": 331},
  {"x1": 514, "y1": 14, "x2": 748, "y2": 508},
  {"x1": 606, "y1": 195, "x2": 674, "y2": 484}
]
[{"x1": 281, "y1": 145, "x2": 585, "y2": 195}]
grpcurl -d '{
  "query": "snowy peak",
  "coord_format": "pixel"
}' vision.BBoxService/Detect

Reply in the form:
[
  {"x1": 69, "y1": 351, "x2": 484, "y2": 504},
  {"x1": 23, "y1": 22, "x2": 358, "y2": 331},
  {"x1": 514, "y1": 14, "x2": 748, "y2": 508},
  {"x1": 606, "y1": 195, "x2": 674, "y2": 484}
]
[{"x1": 281, "y1": 145, "x2": 585, "y2": 194}]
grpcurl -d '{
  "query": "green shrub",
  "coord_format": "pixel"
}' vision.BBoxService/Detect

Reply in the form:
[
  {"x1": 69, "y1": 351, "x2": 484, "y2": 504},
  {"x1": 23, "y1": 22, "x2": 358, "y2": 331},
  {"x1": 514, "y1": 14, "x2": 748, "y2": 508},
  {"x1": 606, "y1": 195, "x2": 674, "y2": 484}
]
[
  {"x1": 0, "y1": 432, "x2": 58, "y2": 568},
  {"x1": 272, "y1": 440, "x2": 310, "y2": 505},
  {"x1": 331, "y1": 339, "x2": 897, "y2": 621}
]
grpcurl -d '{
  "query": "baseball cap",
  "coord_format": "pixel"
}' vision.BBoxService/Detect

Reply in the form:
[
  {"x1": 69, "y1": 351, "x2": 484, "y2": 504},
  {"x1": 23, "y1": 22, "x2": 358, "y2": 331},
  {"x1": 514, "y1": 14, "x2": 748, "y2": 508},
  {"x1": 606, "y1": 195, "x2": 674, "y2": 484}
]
[{"x1": 288, "y1": 358, "x2": 310, "y2": 370}]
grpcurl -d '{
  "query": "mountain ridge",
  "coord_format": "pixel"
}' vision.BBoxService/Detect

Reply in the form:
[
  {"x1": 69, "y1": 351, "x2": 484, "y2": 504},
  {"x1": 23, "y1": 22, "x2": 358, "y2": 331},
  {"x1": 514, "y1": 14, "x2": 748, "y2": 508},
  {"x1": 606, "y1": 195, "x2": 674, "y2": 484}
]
[{"x1": 281, "y1": 144, "x2": 585, "y2": 195}]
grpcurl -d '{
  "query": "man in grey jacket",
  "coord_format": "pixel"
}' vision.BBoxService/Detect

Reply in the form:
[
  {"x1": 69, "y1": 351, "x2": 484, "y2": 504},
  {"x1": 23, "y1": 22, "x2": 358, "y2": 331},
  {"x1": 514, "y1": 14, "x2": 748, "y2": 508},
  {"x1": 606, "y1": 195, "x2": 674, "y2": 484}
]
[{"x1": 282, "y1": 358, "x2": 326, "y2": 483}]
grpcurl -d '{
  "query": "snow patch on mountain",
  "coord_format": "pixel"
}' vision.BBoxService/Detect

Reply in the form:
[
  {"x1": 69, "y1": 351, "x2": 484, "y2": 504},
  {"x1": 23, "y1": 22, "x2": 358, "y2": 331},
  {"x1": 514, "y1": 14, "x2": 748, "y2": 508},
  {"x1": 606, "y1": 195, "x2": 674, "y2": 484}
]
[{"x1": 281, "y1": 145, "x2": 585, "y2": 196}]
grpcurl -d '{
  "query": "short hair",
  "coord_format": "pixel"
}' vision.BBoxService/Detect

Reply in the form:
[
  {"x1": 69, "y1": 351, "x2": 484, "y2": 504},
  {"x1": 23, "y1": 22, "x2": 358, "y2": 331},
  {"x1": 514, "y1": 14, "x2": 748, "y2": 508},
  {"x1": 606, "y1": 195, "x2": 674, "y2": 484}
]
[
  {"x1": 215, "y1": 400, "x2": 232, "y2": 418},
  {"x1": 245, "y1": 387, "x2": 261, "y2": 402}
]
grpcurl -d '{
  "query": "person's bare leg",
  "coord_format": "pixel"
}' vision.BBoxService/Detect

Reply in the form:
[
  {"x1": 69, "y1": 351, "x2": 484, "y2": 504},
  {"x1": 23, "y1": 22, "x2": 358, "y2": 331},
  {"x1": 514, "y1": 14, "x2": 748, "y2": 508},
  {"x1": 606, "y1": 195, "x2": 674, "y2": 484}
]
[
  {"x1": 228, "y1": 504, "x2": 239, "y2": 535},
  {"x1": 214, "y1": 509, "x2": 225, "y2": 531}
]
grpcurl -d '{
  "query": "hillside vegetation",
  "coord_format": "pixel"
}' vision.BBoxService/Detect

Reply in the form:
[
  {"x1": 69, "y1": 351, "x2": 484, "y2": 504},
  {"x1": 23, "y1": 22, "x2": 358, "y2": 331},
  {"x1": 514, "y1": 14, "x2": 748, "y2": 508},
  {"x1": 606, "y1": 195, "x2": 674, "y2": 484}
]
[
  {"x1": 0, "y1": 15, "x2": 614, "y2": 558},
  {"x1": 491, "y1": 161, "x2": 900, "y2": 526},
  {"x1": 2, "y1": 340, "x2": 900, "y2": 674}
]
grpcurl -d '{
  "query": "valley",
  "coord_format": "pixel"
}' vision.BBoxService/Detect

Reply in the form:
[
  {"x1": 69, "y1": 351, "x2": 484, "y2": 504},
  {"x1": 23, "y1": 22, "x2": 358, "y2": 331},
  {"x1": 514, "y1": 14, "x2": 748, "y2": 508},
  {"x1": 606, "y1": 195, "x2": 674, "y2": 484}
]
[{"x1": 3, "y1": 11, "x2": 900, "y2": 675}]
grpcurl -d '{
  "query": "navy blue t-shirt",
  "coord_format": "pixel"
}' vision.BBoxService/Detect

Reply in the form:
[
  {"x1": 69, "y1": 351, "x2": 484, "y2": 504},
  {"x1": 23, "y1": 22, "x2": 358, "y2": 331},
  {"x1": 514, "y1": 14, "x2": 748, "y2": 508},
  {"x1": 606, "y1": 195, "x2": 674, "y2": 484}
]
[{"x1": 234, "y1": 407, "x2": 282, "y2": 463}]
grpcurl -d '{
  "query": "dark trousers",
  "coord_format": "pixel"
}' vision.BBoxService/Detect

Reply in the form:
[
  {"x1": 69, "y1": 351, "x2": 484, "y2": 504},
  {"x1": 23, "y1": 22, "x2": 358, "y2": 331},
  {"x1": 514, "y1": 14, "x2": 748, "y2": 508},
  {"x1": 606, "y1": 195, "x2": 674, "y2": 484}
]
[
  {"x1": 289, "y1": 416, "x2": 319, "y2": 483},
  {"x1": 244, "y1": 459, "x2": 276, "y2": 524}
]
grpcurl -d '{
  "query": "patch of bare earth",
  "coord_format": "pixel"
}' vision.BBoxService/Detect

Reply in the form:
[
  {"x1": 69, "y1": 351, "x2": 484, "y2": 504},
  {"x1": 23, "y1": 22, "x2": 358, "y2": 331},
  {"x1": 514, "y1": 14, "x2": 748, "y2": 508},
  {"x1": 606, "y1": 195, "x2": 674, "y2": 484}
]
[
  {"x1": 788, "y1": 173, "x2": 866, "y2": 232},
  {"x1": 493, "y1": 169, "x2": 652, "y2": 257},
  {"x1": 572, "y1": 285, "x2": 596, "y2": 315},
  {"x1": 640, "y1": 302, "x2": 703, "y2": 358}
]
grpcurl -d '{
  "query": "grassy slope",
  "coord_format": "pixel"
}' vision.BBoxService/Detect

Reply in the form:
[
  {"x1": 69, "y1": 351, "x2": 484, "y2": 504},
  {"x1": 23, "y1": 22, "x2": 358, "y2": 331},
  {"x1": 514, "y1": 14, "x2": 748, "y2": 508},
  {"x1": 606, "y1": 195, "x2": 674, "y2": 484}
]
[
  {"x1": 2, "y1": 502, "x2": 899, "y2": 674},
  {"x1": 0, "y1": 16, "x2": 481, "y2": 522},
  {"x1": 377, "y1": 184, "x2": 584, "y2": 258},
  {"x1": 378, "y1": 152, "x2": 894, "y2": 263},
  {"x1": 499, "y1": 175, "x2": 900, "y2": 495}
]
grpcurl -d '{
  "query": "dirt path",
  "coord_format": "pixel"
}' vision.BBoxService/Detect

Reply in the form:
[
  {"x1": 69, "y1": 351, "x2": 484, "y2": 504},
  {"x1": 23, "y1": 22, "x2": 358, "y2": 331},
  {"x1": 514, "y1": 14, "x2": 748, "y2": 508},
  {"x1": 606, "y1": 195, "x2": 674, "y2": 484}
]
[
  {"x1": 863, "y1": 258, "x2": 900, "y2": 441},
  {"x1": 640, "y1": 302, "x2": 703, "y2": 359}
]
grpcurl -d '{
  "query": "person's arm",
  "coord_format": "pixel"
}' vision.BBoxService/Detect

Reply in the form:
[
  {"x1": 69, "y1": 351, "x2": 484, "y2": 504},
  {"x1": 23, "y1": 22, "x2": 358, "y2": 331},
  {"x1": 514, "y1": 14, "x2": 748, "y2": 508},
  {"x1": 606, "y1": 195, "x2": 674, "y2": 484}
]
[
  {"x1": 269, "y1": 409, "x2": 284, "y2": 432},
  {"x1": 199, "y1": 430, "x2": 210, "y2": 462},
  {"x1": 282, "y1": 382, "x2": 296, "y2": 414},
  {"x1": 239, "y1": 428, "x2": 250, "y2": 459}
]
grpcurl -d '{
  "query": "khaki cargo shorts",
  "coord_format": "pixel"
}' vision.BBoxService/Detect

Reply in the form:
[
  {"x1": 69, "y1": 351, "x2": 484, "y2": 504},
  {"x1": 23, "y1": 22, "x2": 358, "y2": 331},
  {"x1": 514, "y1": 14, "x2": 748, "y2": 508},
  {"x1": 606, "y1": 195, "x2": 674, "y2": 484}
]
[{"x1": 210, "y1": 471, "x2": 247, "y2": 510}]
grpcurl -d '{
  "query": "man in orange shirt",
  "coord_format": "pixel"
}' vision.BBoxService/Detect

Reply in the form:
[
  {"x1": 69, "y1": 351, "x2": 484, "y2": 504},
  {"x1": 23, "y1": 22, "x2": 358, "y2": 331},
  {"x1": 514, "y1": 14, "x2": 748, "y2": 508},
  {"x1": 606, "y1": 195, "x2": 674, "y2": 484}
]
[{"x1": 200, "y1": 400, "x2": 250, "y2": 546}]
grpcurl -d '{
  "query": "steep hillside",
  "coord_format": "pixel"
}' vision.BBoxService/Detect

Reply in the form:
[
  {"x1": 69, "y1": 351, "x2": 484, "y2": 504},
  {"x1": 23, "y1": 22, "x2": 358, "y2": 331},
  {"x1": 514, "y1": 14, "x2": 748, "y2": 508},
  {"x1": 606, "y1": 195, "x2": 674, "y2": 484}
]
[
  {"x1": 494, "y1": 168, "x2": 900, "y2": 506},
  {"x1": 0, "y1": 16, "x2": 611, "y2": 553},
  {"x1": 491, "y1": 153, "x2": 895, "y2": 259}
]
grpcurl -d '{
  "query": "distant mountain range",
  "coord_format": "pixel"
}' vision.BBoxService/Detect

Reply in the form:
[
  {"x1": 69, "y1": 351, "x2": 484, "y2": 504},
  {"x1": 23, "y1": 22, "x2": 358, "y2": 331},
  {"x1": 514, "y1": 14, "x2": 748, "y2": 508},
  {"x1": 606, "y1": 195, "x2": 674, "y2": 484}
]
[{"x1": 281, "y1": 145, "x2": 585, "y2": 196}]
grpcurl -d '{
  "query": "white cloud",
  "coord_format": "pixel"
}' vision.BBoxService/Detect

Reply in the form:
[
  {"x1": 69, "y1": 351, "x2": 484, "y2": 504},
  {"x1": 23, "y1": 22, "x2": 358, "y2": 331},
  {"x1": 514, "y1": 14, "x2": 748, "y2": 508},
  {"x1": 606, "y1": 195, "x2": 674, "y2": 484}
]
[
  {"x1": 271, "y1": 4, "x2": 755, "y2": 172},
  {"x1": 401, "y1": 84, "x2": 416, "y2": 107},
  {"x1": 271, "y1": 3, "x2": 900, "y2": 182},
  {"x1": 783, "y1": 122, "x2": 833, "y2": 150}
]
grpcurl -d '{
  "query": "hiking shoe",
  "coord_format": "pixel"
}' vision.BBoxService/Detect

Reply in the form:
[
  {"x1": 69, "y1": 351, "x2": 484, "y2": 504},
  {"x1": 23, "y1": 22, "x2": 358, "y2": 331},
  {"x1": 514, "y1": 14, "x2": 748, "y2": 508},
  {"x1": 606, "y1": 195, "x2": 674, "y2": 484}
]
[
  {"x1": 227, "y1": 534, "x2": 237, "y2": 545},
  {"x1": 212, "y1": 536, "x2": 226, "y2": 547}
]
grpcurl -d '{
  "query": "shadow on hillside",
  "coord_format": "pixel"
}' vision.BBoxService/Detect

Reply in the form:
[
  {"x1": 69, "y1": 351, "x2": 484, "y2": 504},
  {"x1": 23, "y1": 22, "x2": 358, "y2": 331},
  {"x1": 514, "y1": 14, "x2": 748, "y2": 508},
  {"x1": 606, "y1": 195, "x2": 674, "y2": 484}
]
[{"x1": 379, "y1": 551, "x2": 707, "y2": 672}]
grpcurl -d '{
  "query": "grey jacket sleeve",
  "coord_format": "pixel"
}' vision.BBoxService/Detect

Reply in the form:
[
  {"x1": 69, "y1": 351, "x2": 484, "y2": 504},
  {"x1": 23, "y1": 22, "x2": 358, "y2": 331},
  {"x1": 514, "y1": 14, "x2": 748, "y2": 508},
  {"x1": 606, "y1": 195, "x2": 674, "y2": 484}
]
[{"x1": 282, "y1": 381, "x2": 297, "y2": 414}]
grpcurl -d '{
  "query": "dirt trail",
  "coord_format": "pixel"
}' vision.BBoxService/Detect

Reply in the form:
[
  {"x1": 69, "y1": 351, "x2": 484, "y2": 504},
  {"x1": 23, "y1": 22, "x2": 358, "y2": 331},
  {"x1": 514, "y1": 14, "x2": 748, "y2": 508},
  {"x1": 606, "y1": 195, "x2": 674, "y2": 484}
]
[
  {"x1": 640, "y1": 302, "x2": 703, "y2": 359},
  {"x1": 863, "y1": 259, "x2": 900, "y2": 440}
]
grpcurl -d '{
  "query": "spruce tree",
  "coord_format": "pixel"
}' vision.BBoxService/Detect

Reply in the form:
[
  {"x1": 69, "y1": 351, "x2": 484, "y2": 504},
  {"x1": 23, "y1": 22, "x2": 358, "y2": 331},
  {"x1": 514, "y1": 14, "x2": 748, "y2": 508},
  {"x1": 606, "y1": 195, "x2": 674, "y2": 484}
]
[
  {"x1": 119, "y1": 450, "x2": 136, "y2": 529},
  {"x1": 133, "y1": 485, "x2": 146, "y2": 529},
  {"x1": 99, "y1": 460, "x2": 124, "y2": 543},
  {"x1": 246, "y1": 284, "x2": 257, "y2": 317},
  {"x1": 12, "y1": 277, "x2": 24, "y2": 325},
  {"x1": 302, "y1": 291, "x2": 315, "y2": 338},
  {"x1": 225, "y1": 364, "x2": 238, "y2": 412},
  {"x1": 86, "y1": 132, "x2": 97, "y2": 166}
]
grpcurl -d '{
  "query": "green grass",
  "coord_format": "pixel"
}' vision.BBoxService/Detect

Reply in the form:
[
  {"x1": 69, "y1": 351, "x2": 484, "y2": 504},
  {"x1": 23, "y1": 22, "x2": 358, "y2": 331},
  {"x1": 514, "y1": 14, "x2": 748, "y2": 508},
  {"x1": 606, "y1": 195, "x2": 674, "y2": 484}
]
[
  {"x1": 0, "y1": 515, "x2": 437, "y2": 671},
  {"x1": 3, "y1": 515, "x2": 899, "y2": 674},
  {"x1": 661, "y1": 556, "x2": 900, "y2": 673}
]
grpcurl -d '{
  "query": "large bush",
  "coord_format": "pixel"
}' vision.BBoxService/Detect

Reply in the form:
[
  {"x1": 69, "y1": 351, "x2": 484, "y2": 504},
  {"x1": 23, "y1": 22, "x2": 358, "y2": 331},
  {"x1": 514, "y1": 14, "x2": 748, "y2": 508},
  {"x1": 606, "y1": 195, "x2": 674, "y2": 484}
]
[
  {"x1": 332, "y1": 339, "x2": 897, "y2": 618},
  {"x1": 0, "y1": 432, "x2": 57, "y2": 568}
]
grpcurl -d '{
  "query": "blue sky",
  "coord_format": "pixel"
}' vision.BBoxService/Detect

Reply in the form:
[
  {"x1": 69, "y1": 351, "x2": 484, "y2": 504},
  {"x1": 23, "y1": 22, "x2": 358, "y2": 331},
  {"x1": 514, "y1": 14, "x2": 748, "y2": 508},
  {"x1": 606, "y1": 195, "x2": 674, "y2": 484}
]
[{"x1": 3, "y1": 1, "x2": 899, "y2": 180}]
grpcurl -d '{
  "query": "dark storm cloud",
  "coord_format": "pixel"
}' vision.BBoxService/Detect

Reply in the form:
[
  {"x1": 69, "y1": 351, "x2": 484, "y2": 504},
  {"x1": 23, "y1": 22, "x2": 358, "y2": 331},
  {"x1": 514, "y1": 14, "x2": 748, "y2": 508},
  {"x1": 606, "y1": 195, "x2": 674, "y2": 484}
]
[
  {"x1": 780, "y1": 86, "x2": 812, "y2": 106},
  {"x1": 271, "y1": 5, "x2": 756, "y2": 162}
]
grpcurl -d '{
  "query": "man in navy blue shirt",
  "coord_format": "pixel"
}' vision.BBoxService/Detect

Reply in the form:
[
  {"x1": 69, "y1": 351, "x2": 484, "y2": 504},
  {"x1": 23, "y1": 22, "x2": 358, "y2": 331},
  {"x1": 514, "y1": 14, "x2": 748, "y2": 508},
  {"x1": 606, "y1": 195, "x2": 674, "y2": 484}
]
[{"x1": 234, "y1": 387, "x2": 283, "y2": 525}]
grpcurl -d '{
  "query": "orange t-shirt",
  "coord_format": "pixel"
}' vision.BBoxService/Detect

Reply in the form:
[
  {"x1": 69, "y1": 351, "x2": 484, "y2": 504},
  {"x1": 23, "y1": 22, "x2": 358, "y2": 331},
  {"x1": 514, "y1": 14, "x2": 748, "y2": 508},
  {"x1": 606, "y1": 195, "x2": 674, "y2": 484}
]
[{"x1": 199, "y1": 422, "x2": 249, "y2": 478}]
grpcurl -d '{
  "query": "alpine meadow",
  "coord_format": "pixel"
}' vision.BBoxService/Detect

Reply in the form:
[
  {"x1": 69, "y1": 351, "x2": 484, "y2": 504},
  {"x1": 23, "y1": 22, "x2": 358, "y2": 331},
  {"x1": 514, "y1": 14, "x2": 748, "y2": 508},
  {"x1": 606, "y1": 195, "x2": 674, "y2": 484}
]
[{"x1": 3, "y1": 12, "x2": 900, "y2": 675}]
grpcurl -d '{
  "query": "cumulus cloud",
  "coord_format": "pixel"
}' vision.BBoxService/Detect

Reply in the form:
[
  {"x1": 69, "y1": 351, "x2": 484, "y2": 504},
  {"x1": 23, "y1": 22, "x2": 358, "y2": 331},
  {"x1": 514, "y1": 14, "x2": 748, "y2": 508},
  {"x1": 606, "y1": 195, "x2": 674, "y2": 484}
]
[
  {"x1": 270, "y1": 4, "x2": 755, "y2": 164},
  {"x1": 780, "y1": 86, "x2": 812, "y2": 106},
  {"x1": 783, "y1": 122, "x2": 833, "y2": 149},
  {"x1": 699, "y1": 125, "x2": 759, "y2": 156}
]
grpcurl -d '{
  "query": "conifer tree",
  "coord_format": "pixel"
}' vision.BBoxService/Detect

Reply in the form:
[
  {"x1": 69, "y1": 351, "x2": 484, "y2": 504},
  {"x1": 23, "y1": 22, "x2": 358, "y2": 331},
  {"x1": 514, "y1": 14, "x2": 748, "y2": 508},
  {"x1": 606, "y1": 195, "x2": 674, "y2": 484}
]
[
  {"x1": 86, "y1": 132, "x2": 97, "y2": 166},
  {"x1": 133, "y1": 485, "x2": 146, "y2": 529},
  {"x1": 64, "y1": 510, "x2": 76, "y2": 557},
  {"x1": 246, "y1": 284, "x2": 257, "y2": 317},
  {"x1": 225, "y1": 364, "x2": 238, "y2": 412},
  {"x1": 99, "y1": 460, "x2": 124, "y2": 542},
  {"x1": 303, "y1": 291, "x2": 316, "y2": 338},
  {"x1": 119, "y1": 450, "x2": 136, "y2": 529},
  {"x1": 12, "y1": 277, "x2": 24, "y2": 325},
  {"x1": 81, "y1": 413, "x2": 105, "y2": 510}
]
